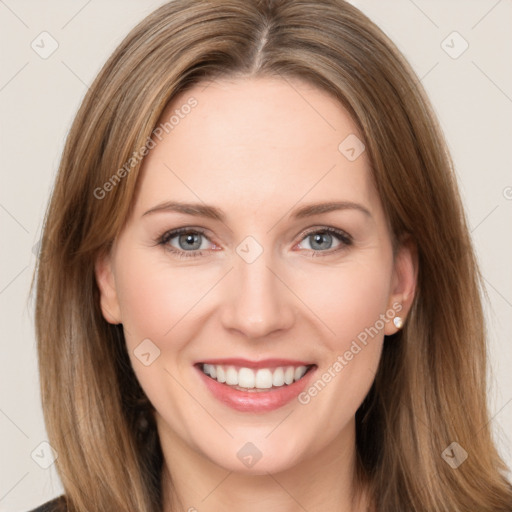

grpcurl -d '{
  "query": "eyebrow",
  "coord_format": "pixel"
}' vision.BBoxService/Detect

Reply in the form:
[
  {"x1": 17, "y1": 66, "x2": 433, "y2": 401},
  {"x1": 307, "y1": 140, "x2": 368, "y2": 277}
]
[{"x1": 142, "y1": 200, "x2": 372, "y2": 221}]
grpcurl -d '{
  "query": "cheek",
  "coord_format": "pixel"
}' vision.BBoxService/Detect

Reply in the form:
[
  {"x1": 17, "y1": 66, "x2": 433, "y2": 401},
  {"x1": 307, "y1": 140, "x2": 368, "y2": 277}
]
[
  {"x1": 113, "y1": 248, "x2": 216, "y2": 435},
  {"x1": 292, "y1": 258, "x2": 392, "y2": 420},
  {"x1": 294, "y1": 258, "x2": 393, "y2": 353},
  {"x1": 114, "y1": 247, "x2": 216, "y2": 350}
]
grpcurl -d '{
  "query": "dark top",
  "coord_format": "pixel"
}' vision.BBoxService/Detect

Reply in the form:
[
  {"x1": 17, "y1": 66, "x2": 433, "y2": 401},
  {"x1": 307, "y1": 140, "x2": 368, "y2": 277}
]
[{"x1": 28, "y1": 495, "x2": 66, "y2": 512}]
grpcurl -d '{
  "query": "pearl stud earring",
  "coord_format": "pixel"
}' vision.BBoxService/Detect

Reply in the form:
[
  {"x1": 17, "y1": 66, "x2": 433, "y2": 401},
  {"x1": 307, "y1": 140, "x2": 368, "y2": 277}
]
[{"x1": 393, "y1": 316, "x2": 404, "y2": 329}]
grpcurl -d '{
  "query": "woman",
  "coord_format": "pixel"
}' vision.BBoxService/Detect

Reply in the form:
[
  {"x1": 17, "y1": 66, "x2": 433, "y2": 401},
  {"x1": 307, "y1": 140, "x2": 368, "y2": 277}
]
[{"x1": 30, "y1": 0, "x2": 512, "y2": 511}]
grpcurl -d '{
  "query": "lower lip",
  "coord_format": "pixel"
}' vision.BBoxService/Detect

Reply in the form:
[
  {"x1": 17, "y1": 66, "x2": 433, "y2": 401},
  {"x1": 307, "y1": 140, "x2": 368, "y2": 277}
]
[{"x1": 196, "y1": 365, "x2": 316, "y2": 413}]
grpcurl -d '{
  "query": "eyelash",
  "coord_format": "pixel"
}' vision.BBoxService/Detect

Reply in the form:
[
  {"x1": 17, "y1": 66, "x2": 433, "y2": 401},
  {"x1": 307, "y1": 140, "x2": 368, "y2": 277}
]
[{"x1": 156, "y1": 226, "x2": 353, "y2": 259}]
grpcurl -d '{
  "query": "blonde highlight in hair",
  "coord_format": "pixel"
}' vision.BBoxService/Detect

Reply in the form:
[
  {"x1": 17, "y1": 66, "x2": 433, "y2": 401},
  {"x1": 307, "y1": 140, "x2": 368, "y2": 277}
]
[{"x1": 32, "y1": 1, "x2": 512, "y2": 510}]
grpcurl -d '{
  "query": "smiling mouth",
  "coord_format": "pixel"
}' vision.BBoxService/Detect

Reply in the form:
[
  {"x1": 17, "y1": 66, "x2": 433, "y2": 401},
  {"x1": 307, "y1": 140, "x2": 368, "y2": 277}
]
[{"x1": 197, "y1": 362, "x2": 316, "y2": 392}]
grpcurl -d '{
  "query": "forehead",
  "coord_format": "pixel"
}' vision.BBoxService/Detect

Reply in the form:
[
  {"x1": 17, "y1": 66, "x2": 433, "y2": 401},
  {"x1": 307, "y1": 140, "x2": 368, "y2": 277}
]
[{"x1": 133, "y1": 76, "x2": 378, "y2": 219}]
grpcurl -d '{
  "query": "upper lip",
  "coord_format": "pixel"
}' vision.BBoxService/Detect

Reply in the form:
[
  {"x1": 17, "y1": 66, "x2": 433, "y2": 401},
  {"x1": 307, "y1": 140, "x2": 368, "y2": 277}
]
[{"x1": 196, "y1": 358, "x2": 315, "y2": 370}]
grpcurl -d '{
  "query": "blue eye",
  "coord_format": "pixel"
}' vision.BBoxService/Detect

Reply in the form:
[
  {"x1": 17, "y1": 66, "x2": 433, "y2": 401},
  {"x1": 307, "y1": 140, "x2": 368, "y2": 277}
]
[
  {"x1": 298, "y1": 228, "x2": 352, "y2": 252},
  {"x1": 157, "y1": 226, "x2": 353, "y2": 259},
  {"x1": 158, "y1": 228, "x2": 210, "y2": 258}
]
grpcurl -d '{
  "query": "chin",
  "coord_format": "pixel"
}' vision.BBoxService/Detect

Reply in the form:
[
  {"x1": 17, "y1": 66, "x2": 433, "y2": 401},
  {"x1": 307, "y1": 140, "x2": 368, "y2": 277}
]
[{"x1": 199, "y1": 434, "x2": 310, "y2": 476}]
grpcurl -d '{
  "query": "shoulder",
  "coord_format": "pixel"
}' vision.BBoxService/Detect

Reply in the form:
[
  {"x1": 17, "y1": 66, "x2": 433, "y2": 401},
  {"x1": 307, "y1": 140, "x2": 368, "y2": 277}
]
[{"x1": 27, "y1": 495, "x2": 67, "y2": 512}]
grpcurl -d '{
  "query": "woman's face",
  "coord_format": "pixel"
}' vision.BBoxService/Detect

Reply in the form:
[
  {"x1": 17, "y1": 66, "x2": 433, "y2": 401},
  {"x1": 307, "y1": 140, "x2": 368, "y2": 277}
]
[{"x1": 96, "y1": 76, "x2": 415, "y2": 475}]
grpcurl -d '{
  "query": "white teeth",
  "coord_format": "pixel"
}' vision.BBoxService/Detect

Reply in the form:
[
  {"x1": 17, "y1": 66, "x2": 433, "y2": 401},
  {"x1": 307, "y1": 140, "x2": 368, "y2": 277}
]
[
  {"x1": 203, "y1": 364, "x2": 214, "y2": 378},
  {"x1": 294, "y1": 366, "x2": 307, "y2": 381},
  {"x1": 216, "y1": 366, "x2": 226, "y2": 383},
  {"x1": 238, "y1": 367, "x2": 255, "y2": 388},
  {"x1": 284, "y1": 366, "x2": 295, "y2": 385},
  {"x1": 201, "y1": 363, "x2": 311, "y2": 389},
  {"x1": 255, "y1": 369, "x2": 273, "y2": 389},
  {"x1": 272, "y1": 367, "x2": 285, "y2": 387},
  {"x1": 225, "y1": 366, "x2": 238, "y2": 385}
]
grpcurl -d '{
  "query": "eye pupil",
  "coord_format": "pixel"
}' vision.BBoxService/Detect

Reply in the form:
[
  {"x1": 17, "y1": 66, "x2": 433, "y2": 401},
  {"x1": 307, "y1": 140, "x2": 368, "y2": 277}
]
[
  {"x1": 179, "y1": 233, "x2": 201, "y2": 250},
  {"x1": 310, "y1": 232, "x2": 332, "y2": 250}
]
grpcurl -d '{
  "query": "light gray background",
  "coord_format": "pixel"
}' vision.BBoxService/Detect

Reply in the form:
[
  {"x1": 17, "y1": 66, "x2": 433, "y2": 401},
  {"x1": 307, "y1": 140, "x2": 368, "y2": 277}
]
[{"x1": 1, "y1": 1, "x2": 511, "y2": 510}]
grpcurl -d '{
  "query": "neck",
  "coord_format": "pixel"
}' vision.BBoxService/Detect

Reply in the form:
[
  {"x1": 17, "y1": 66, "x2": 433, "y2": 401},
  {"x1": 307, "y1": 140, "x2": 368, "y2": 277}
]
[{"x1": 158, "y1": 417, "x2": 370, "y2": 512}]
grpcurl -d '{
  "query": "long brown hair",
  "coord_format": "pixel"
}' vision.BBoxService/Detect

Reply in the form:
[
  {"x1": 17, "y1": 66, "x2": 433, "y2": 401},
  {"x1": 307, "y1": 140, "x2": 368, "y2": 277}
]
[{"x1": 32, "y1": 1, "x2": 512, "y2": 510}]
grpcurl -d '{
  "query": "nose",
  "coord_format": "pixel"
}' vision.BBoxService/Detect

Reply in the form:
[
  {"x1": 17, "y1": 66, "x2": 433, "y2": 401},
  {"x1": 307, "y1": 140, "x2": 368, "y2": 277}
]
[{"x1": 220, "y1": 248, "x2": 295, "y2": 340}]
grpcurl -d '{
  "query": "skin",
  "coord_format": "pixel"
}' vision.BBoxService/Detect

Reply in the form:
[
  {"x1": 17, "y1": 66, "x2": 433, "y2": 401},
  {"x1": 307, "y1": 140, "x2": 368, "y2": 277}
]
[{"x1": 95, "y1": 76, "x2": 417, "y2": 512}]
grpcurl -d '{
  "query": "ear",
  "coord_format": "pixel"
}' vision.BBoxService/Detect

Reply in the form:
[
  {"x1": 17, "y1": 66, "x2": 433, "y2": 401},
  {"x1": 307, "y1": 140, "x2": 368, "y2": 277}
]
[
  {"x1": 94, "y1": 249, "x2": 122, "y2": 324},
  {"x1": 384, "y1": 236, "x2": 418, "y2": 335}
]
